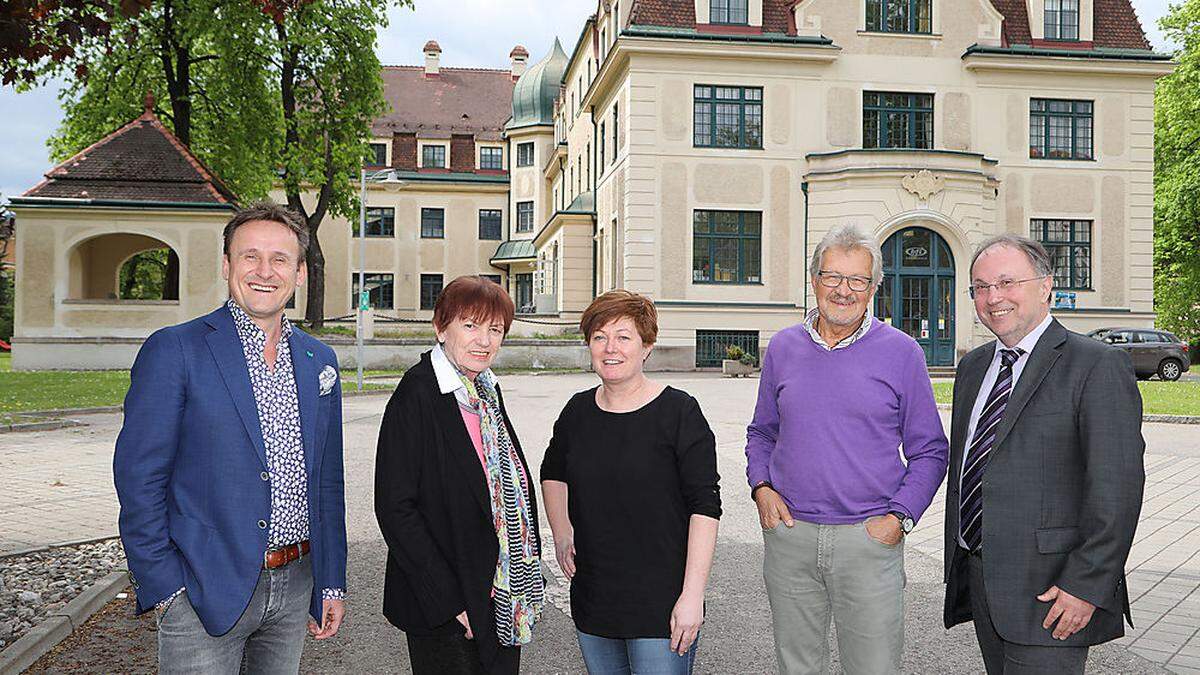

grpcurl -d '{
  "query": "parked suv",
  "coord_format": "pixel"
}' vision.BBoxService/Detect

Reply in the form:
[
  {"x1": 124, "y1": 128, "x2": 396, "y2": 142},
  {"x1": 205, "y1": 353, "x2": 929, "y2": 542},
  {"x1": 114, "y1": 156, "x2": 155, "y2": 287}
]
[{"x1": 1087, "y1": 327, "x2": 1190, "y2": 381}]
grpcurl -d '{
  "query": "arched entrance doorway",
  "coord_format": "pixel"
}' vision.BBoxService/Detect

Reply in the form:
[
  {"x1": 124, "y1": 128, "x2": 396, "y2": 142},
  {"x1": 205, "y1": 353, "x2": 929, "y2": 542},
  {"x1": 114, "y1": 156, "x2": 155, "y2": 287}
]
[{"x1": 875, "y1": 227, "x2": 955, "y2": 366}]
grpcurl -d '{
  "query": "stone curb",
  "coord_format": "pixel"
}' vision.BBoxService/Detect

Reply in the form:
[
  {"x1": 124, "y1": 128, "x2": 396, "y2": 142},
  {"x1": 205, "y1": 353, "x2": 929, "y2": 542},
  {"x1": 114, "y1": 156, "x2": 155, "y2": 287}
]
[
  {"x1": 0, "y1": 570, "x2": 127, "y2": 675},
  {"x1": 0, "y1": 535, "x2": 121, "y2": 561},
  {"x1": 0, "y1": 419, "x2": 83, "y2": 434},
  {"x1": 934, "y1": 403, "x2": 1200, "y2": 424}
]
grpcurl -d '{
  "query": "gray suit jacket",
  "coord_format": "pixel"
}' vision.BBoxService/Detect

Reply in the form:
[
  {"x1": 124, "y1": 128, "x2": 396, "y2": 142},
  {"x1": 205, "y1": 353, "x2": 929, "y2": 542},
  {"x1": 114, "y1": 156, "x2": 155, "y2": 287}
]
[{"x1": 942, "y1": 319, "x2": 1145, "y2": 646}]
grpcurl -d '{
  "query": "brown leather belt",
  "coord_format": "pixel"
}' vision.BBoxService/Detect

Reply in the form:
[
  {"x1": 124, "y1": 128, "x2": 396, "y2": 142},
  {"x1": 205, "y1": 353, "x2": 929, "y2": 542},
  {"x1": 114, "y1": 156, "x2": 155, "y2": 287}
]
[{"x1": 264, "y1": 540, "x2": 310, "y2": 569}]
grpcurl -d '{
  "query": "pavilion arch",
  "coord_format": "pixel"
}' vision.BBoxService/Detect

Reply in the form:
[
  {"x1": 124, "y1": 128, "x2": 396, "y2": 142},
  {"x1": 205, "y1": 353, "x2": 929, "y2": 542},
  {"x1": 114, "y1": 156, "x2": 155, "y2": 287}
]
[{"x1": 66, "y1": 232, "x2": 182, "y2": 301}]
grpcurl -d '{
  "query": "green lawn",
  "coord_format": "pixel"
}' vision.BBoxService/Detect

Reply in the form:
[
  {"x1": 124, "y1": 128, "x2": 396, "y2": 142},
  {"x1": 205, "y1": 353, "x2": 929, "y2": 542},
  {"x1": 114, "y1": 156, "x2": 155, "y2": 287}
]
[
  {"x1": 0, "y1": 353, "x2": 388, "y2": 414},
  {"x1": 932, "y1": 379, "x2": 1200, "y2": 416}
]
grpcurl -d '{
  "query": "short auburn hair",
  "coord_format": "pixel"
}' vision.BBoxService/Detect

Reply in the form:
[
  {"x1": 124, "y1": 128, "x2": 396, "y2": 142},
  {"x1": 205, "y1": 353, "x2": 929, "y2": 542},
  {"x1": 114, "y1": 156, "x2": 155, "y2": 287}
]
[
  {"x1": 433, "y1": 275, "x2": 515, "y2": 334},
  {"x1": 579, "y1": 290, "x2": 658, "y2": 345}
]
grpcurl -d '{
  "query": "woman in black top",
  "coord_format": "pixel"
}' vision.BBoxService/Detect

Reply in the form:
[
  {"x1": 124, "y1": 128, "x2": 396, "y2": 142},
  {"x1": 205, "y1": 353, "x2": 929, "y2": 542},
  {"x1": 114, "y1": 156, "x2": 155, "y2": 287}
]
[
  {"x1": 375, "y1": 276, "x2": 545, "y2": 674},
  {"x1": 541, "y1": 290, "x2": 721, "y2": 675}
]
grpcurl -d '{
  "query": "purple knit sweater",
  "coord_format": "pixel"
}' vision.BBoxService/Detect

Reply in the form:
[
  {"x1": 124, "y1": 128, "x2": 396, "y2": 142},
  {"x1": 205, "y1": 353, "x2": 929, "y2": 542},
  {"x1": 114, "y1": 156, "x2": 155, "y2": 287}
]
[{"x1": 745, "y1": 318, "x2": 949, "y2": 525}]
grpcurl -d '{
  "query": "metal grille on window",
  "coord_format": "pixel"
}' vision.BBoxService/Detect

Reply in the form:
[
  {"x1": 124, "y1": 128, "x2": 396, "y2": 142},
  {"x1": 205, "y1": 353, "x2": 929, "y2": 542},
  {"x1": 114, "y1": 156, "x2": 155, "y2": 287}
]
[{"x1": 695, "y1": 330, "x2": 759, "y2": 368}]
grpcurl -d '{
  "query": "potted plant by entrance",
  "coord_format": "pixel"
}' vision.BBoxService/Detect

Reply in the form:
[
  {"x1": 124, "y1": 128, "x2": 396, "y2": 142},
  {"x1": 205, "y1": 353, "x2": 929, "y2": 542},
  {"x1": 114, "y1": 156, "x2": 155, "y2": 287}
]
[{"x1": 722, "y1": 345, "x2": 758, "y2": 377}]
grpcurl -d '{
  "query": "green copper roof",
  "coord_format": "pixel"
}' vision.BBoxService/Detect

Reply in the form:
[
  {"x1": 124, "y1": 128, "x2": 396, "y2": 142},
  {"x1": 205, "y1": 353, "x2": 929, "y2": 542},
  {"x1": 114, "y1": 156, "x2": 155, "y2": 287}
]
[
  {"x1": 491, "y1": 239, "x2": 537, "y2": 262},
  {"x1": 509, "y1": 39, "x2": 568, "y2": 129}
]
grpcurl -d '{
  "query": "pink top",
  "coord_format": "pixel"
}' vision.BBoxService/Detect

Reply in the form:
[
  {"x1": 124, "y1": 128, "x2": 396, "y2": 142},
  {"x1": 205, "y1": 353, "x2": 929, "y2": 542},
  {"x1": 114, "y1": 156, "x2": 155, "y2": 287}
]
[{"x1": 460, "y1": 408, "x2": 487, "y2": 471}]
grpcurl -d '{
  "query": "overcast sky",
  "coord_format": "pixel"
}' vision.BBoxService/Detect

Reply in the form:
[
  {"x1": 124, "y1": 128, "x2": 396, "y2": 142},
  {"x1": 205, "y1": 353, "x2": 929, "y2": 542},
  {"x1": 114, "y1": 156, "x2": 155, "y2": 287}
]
[{"x1": 0, "y1": 0, "x2": 1176, "y2": 203}]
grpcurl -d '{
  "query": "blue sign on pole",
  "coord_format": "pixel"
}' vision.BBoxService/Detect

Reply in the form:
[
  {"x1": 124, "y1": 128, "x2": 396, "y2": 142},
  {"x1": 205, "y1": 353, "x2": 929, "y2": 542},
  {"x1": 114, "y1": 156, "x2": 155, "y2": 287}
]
[{"x1": 359, "y1": 290, "x2": 370, "y2": 311}]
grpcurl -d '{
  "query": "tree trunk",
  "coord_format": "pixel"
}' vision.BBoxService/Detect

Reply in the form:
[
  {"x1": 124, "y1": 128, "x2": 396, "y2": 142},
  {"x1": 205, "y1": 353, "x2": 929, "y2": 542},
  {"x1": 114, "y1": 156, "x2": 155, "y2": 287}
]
[
  {"x1": 158, "y1": 0, "x2": 192, "y2": 146},
  {"x1": 121, "y1": 255, "x2": 140, "y2": 299},
  {"x1": 304, "y1": 234, "x2": 325, "y2": 328}
]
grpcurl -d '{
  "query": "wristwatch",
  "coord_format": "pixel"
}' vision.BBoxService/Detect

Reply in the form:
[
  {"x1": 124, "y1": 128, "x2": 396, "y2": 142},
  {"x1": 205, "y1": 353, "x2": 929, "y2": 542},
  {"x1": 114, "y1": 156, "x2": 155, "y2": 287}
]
[
  {"x1": 889, "y1": 511, "x2": 914, "y2": 534},
  {"x1": 751, "y1": 481, "x2": 774, "y2": 501}
]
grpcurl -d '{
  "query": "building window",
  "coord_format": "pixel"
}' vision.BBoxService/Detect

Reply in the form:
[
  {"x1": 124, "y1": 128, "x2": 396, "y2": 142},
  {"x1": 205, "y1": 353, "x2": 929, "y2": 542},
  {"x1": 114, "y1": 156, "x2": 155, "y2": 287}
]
[
  {"x1": 352, "y1": 273, "x2": 394, "y2": 310},
  {"x1": 480, "y1": 146, "x2": 504, "y2": 170},
  {"x1": 710, "y1": 0, "x2": 749, "y2": 24},
  {"x1": 516, "y1": 201, "x2": 534, "y2": 233},
  {"x1": 863, "y1": 91, "x2": 933, "y2": 149},
  {"x1": 421, "y1": 208, "x2": 445, "y2": 238},
  {"x1": 479, "y1": 209, "x2": 502, "y2": 240},
  {"x1": 353, "y1": 207, "x2": 395, "y2": 237},
  {"x1": 1031, "y1": 219, "x2": 1091, "y2": 289},
  {"x1": 1030, "y1": 99, "x2": 1093, "y2": 160},
  {"x1": 367, "y1": 142, "x2": 387, "y2": 167},
  {"x1": 517, "y1": 142, "x2": 535, "y2": 167},
  {"x1": 694, "y1": 85, "x2": 763, "y2": 149},
  {"x1": 482, "y1": 274, "x2": 502, "y2": 286},
  {"x1": 599, "y1": 122, "x2": 606, "y2": 172},
  {"x1": 695, "y1": 329, "x2": 759, "y2": 368},
  {"x1": 420, "y1": 274, "x2": 443, "y2": 310},
  {"x1": 866, "y1": 0, "x2": 932, "y2": 33},
  {"x1": 692, "y1": 210, "x2": 762, "y2": 284},
  {"x1": 1044, "y1": 0, "x2": 1079, "y2": 40},
  {"x1": 422, "y1": 144, "x2": 446, "y2": 169},
  {"x1": 612, "y1": 103, "x2": 619, "y2": 163}
]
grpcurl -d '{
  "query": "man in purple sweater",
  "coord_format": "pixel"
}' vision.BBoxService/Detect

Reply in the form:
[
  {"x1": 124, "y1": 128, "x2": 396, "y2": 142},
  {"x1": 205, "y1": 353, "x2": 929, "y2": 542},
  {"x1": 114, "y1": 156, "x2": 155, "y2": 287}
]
[{"x1": 746, "y1": 223, "x2": 949, "y2": 674}]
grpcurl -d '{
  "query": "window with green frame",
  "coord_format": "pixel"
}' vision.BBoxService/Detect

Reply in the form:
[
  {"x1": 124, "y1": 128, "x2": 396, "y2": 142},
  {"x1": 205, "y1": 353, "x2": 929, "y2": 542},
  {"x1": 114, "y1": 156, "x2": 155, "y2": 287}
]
[
  {"x1": 1044, "y1": 0, "x2": 1079, "y2": 40},
  {"x1": 1031, "y1": 219, "x2": 1091, "y2": 289},
  {"x1": 863, "y1": 91, "x2": 933, "y2": 149},
  {"x1": 694, "y1": 85, "x2": 763, "y2": 149},
  {"x1": 692, "y1": 210, "x2": 762, "y2": 284},
  {"x1": 866, "y1": 0, "x2": 932, "y2": 33},
  {"x1": 1029, "y1": 99, "x2": 1092, "y2": 160},
  {"x1": 710, "y1": 0, "x2": 748, "y2": 24}
]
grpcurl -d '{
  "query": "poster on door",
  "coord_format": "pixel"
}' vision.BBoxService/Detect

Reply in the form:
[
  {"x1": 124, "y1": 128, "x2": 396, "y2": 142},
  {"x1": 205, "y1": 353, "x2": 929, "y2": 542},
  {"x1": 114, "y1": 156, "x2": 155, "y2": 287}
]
[{"x1": 920, "y1": 319, "x2": 929, "y2": 339}]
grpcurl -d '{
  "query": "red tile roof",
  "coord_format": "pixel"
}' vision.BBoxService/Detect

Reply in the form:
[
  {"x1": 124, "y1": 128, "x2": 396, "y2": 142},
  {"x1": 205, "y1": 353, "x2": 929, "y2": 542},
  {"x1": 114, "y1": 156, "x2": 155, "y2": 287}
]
[
  {"x1": 22, "y1": 101, "x2": 236, "y2": 205},
  {"x1": 625, "y1": 0, "x2": 1152, "y2": 49},
  {"x1": 375, "y1": 66, "x2": 516, "y2": 142}
]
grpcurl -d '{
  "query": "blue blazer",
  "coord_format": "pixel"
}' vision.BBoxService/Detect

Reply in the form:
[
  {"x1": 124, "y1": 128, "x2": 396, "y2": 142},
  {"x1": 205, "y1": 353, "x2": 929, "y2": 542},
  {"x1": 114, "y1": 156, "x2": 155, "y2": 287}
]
[{"x1": 114, "y1": 305, "x2": 348, "y2": 636}]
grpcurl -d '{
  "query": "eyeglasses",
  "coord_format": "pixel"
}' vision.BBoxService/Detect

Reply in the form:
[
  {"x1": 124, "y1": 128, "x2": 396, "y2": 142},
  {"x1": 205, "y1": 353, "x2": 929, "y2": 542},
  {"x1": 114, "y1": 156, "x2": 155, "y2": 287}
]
[
  {"x1": 968, "y1": 275, "x2": 1048, "y2": 299},
  {"x1": 816, "y1": 271, "x2": 872, "y2": 292}
]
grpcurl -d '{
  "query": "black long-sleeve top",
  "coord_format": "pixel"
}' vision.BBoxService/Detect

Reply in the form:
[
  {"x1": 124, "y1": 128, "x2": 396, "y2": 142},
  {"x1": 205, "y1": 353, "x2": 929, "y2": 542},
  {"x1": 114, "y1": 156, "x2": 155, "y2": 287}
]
[{"x1": 540, "y1": 386, "x2": 721, "y2": 639}]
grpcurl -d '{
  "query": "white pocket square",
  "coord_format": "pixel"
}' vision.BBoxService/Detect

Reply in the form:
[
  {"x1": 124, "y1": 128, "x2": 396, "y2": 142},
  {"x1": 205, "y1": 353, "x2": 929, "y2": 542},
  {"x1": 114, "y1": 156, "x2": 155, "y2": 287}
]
[{"x1": 318, "y1": 365, "x2": 338, "y2": 396}]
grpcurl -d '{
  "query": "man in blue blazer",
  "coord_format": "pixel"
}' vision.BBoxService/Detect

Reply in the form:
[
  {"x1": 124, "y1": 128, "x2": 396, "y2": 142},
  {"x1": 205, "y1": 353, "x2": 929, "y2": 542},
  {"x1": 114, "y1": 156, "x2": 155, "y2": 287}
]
[{"x1": 114, "y1": 202, "x2": 348, "y2": 673}]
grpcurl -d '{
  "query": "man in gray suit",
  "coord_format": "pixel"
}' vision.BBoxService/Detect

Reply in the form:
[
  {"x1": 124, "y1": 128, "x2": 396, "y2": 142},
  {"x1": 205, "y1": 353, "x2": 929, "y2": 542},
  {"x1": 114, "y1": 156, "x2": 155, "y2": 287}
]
[{"x1": 943, "y1": 234, "x2": 1144, "y2": 673}]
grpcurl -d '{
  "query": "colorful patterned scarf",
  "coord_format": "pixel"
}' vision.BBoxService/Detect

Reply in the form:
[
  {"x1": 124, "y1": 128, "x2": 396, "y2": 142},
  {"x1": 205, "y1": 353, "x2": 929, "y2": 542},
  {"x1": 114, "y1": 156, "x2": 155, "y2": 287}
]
[{"x1": 458, "y1": 370, "x2": 544, "y2": 646}]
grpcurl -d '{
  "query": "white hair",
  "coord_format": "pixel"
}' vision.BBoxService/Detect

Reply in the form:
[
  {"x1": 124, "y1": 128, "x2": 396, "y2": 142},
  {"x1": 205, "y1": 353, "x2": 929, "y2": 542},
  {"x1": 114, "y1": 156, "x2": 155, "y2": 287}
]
[{"x1": 809, "y1": 224, "x2": 884, "y2": 285}]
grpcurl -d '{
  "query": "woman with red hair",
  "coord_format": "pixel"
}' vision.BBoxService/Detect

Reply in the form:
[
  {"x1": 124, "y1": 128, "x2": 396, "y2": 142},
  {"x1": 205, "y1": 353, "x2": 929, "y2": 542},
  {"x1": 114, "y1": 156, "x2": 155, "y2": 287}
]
[{"x1": 375, "y1": 275, "x2": 544, "y2": 674}]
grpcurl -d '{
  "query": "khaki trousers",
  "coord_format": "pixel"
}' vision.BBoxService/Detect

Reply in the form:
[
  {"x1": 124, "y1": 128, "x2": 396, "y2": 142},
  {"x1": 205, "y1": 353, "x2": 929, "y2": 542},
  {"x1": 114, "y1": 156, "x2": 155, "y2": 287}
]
[{"x1": 762, "y1": 519, "x2": 906, "y2": 675}]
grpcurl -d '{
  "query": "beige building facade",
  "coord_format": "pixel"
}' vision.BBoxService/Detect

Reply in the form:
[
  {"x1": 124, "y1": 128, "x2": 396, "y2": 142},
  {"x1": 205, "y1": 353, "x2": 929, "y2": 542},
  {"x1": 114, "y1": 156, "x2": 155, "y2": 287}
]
[
  {"x1": 10, "y1": 0, "x2": 1173, "y2": 369},
  {"x1": 539, "y1": 0, "x2": 1172, "y2": 366}
]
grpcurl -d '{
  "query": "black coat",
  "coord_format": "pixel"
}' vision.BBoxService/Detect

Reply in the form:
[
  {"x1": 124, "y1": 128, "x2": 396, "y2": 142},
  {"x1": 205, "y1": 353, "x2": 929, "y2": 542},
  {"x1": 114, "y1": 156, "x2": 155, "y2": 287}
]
[
  {"x1": 943, "y1": 320, "x2": 1144, "y2": 646},
  {"x1": 375, "y1": 352, "x2": 543, "y2": 666}
]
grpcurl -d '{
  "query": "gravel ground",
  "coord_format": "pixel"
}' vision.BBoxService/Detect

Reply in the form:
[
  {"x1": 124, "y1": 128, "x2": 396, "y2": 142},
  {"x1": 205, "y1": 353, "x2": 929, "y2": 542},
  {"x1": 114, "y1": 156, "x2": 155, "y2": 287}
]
[{"x1": 0, "y1": 538, "x2": 125, "y2": 653}]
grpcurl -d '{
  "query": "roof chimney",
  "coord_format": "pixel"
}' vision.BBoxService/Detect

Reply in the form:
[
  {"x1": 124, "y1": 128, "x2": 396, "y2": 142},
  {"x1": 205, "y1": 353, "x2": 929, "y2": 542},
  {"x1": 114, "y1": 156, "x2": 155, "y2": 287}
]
[
  {"x1": 423, "y1": 40, "x2": 441, "y2": 78},
  {"x1": 510, "y1": 45, "x2": 529, "y2": 81}
]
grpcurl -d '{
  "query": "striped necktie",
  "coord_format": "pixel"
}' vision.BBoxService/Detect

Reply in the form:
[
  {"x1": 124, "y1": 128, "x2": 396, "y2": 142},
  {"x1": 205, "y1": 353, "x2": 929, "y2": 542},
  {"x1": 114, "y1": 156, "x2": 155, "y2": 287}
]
[{"x1": 959, "y1": 347, "x2": 1024, "y2": 552}]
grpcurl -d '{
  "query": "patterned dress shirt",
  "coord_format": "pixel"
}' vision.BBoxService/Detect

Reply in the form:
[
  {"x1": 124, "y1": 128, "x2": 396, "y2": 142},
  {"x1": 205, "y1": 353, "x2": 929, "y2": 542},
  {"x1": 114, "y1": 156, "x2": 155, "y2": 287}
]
[
  {"x1": 156, "y1": 302, "x2": 342, "y2": 611},
  {"x1": 802, "y1": 305, "x2": 874, "y2": 351}
]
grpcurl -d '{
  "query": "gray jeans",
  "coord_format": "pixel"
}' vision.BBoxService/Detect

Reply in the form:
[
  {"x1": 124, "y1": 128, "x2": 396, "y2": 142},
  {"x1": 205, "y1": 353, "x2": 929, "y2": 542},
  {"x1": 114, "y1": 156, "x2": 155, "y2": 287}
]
[
  {"x1": 762, "y1": 519, "x2": 905, "y2": 675},
  {"x1": 157, "y1": 554, "x2": 315, "y2": 674}
]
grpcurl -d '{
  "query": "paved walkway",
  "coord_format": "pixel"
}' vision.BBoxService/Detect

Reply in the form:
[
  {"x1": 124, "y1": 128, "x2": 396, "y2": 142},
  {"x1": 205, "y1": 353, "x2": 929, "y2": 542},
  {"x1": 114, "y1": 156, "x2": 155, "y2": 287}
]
[{"x1": 3, "y1": 372, "x2": 1199, "y2": 672}]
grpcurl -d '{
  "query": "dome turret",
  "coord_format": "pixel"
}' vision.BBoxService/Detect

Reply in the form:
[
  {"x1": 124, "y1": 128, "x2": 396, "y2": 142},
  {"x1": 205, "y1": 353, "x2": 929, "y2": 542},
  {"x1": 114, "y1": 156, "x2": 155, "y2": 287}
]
[{"x1": 508, "y1": 38, "x2": 568, "y2": 129}]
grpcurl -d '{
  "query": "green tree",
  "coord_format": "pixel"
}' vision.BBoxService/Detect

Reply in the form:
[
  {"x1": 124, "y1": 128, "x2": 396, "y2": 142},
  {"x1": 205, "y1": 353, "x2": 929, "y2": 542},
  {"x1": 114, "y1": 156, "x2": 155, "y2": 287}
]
[
  {"x1": 1155, "y1": 1, "x2": 1200, "y2": 342},
  {"x1": 46, "y1": 0, "x2": 279, "y2": 200},
  {"x1": 265, "y1": 0, "x2": 398, "y2": 327}
]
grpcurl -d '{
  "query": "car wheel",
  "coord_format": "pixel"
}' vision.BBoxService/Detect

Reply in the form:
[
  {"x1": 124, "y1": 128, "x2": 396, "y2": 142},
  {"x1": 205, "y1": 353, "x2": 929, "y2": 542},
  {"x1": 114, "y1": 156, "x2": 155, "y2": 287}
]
[{"x1": 1158, "y1": 359, "x2": 1183, "y2": 382}]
